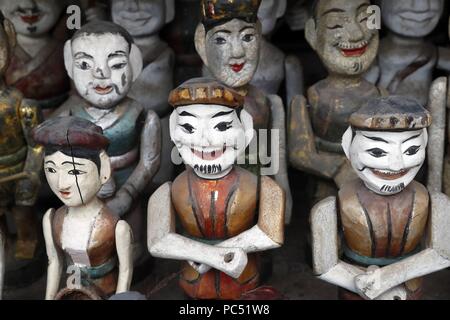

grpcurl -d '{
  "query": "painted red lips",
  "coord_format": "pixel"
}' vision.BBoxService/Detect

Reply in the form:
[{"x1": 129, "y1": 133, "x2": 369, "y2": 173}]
[
  {"x1": 230, "y1": 63, "x2": 245, "y2": 73},
  {"x1": 20, "y1": 15, "x2": 41, "y2": 24},
  {"x1": 94, "y1": 86, "x2": 113, "y2": 95},
  {"x1": 341, "y1": 45, "x2": 368, "y2": 57}
]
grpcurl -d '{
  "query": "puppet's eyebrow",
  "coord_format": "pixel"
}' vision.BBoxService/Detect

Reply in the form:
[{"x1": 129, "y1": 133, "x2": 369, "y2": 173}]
[
  {"x1": 402, "y1": 133, "x2": 422, "y2": 144},
  {"x1": 45, "y1": 161, "x2": 56, "y2": 165},
  {"x1": 74, "y1": 52, "x2": 93, "y2": 59},
  {"x1": 62, "y1": 161, "x2": 85, "y2": 166},
  {"x1": 213, "y1": 29, "x2": 232, "y2": 35},
  {"x1": 108, "y1": 51, "x2": 127, "y2": 58},
  {"x1": 179, "y1": 111, "x2": 197, "y2": 118},
  {"x1": 239, "y1": 26, "x2": 255, "y2": 33},
  {"x1": 363, "y1": 135, "x2": 389, "y2": 144},
  {"x1": 357, "y1": 3, "x2": 369, "y2": 12},
  {"x1": 212, "y1": 110, "x2": 234, "y2": 118},
  {"x1": 322, "y1": 8, "x2": 346, "y2": 16}
]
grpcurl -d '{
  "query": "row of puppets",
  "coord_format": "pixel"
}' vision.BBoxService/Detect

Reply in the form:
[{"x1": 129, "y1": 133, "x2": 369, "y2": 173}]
[{"x1": 0, "y1": 0, "x2": 450, "y2": 301}]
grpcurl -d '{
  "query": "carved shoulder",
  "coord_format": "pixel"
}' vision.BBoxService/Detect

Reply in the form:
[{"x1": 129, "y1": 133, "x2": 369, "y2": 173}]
[
  {"x1": 258, "y1": 176, "x2": 285, "y2": 245},
  {"x1": 428, "y1": 191, "x2": 450, "y2": 259}
]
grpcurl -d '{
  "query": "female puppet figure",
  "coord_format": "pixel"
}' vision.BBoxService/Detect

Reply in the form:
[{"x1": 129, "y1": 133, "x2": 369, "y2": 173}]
[
  {"x1": 148, "y1": 79, "x2": 285, "y2": 300},
  {"x1": 311, "y1": 96, "x2": 450, "y2": 300},
  {"x1": 32, "y1": 117, "x2": 133, "y2": 300},
  {"x1": 0, "y1": 0, "x2": 71, "y2": 118}
]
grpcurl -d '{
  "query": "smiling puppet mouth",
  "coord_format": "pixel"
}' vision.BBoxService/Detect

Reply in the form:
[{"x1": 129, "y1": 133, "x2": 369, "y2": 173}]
[
  {"x1": 341, "y1": 45, "x2": 368, "y2": 57},
  {"x1": 230, "y1": 63, "x2": 245, "y2": 73},
  {"x1": 191, "y1": 146, "x2": 226, "y2": 161},
  {"x1": 94, "y1": 86, "x2": 113, "y2": 95},
  {"x1": 371, "y1": 169, "x2": 409, "y2": 180}
]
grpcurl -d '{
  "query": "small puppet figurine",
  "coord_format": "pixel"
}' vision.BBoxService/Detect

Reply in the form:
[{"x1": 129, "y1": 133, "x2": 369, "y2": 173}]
[
  {"x1": 289, "y1": 0, "x2": 385, "y2": 202},
  {"x1": 426, "y1": 17, "x2": 450, "y2": 196},
  {"x1": 53, "y1": 21, "x2": 161, "y2": 266},
  {"x1": 253, "y1": 0, "x2": 304, "y2": 105},
  {"x1": 32, "y1": 117, "x2": 133, "y2": 300},
  {"x1": 311, "y1": 96, "x2": 450, "y2": 300},
  {"x1": 0, "y1": 0, "x2": 71, "y2": 118},
  {"x1": 195, "y1": 0, "x2": 292, "y2": 223},
  {"x1": 111, "y1": 0, "x2": 176, "y2": 192},
  {"x1": 366, "y1": 0, "x2": 450, "y2": 106},
  {"x1": 148, "y1": 78, "x2": 285, "y2": 300},
  {"x1": 0, "y1": 10, "x2": 43, "y2": 278}
]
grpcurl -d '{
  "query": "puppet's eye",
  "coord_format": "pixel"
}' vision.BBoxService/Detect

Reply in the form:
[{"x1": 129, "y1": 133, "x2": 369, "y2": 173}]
[
  {"x1": 111, "y1": 62, "x2": 127, "y2": 70},
  {"x1": 367, "y1": 148, "x2": 387, "y2": 158},
  {"x1": 68, "y1": 169, "x2": 86, "y2": 176},
  {"x1": 77, "y1": 61, "x2": 91, "y2": 70},
  {"x1": 242, "y1": 34, "x2": 254, "y2": 42},
  {"x1": 180, "y1": 123, "x2": 195, "y2": 134},
  {"x1": 46, "y1": 167, "x2": 56, "y2": 174},
  {"x1": 214, "y1": 121, "x2": 233, "y2": 132},
  {"x1": 215, "y1": 37, "x2": 226, "y2": 45},
  {"x1": 405, "y1": 146, "x2": 420, "y2": 156}
]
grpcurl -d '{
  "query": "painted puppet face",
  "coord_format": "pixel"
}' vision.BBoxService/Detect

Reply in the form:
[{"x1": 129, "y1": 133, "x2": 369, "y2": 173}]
[
  {"x1": 346, "y1": 129, "x2": 427, "y2": 195},
  {"x1": 111, "y1": 0, "x2": 171, "y2": 37},
  {"x1": 44, "y1": 151, "x2": 104, "y2": 207},
  {"x1": 170, "y1": 104, "x2": 254, "y2": 179},
  {"x1": 258, "y1": 0, "x2": 286, "y2": 35},
  {"x1": 70, "y1": 33, "x2": 133, "y2": 109},
  {"x1": 204, "y1": 19, "x2": 261, "y2": 88},
  {"x1": 307, "y1": 0, "x2": 379, "y2": 76},
  {"x1": 0, "y1": 0, "x2": 63, "y2": 36},
  {"x1": 381, "y1": 0, "x2": 444, "y2": 38}
]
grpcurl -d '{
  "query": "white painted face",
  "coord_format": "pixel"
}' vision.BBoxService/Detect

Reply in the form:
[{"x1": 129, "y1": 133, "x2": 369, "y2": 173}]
[
  {"x1": 70, "y1": 34, "x2": 134, "y2": 109},
  {"x1": 170, "y1": 104, "x2": 254, "y2": 179},
  {"x1": 381, "y1": 0, "x2": 444, "y2": 38},
  {"x1": 0, "y1": 0, "x2": 63, "y2": 36},
  {"x1": 111, "y1": 0, "x2": 172, "y2": 37},
  {"x1": 343, "y1": 128, "x2": 428, "y2": 195},
  {"x1": 44, "y1": 151, "x2": 110, "y2": 207},
  {"x1": 202, "y1": 19, "x2": 261, "y2": 88},
  {"x1": 258, "y1": 0, "x2": 287, "y2": 36}
]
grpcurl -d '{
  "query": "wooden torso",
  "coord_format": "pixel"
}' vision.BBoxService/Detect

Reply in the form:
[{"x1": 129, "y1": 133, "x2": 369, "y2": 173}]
[
  {"x1": 338, "y1": 179, "x2": 429, "y2": 262},
  {"x1": 52, "y1": 205, "x2": 119, "y2": 296},
  {"x1": 171, "y1": 167, "x2": 260, "y2": 300}
]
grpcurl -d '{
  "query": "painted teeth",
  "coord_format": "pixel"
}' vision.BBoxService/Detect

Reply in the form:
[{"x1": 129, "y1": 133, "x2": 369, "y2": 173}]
[
  {"x1": 194, "y1": 164, "x2": 222, "y2": 174},
  {"x1": 339, "y1": 41, "x2": 368, "y2": 50}
]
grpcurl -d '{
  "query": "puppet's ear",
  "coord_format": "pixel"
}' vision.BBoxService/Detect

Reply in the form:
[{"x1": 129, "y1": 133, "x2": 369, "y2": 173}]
[
  {"x1": 130, "y1": 44, "x2": 143, "y2": 82},
  {"x1": 240, "y1": 109, "x2": 255, "y2": 148},
  {"x1": 64, "y1": 40, "x2": 74, "y2": 79},
  {"x1": 305, "y1": 18, "x2": 318, "y2": 50},
  {"x1": 194, "y1": 23, "x2": 208, "y2": 67},
  {"x1": 342, "y1": 127, "x2": 354, "y2": 159},
  {"x1": 3, "y1": 18, "x2": 16, "y2": 49},
  {"x1": 166, "y1": 0, "x2": 176, "y2": 24}
]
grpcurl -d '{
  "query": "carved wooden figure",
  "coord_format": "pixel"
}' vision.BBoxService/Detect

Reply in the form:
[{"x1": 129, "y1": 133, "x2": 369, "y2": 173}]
[
  {"x1": 0, "y1": 12, "x2": 44, "y2": 287},
  {"x1": 53, "y1": 21, "x2": 161, "y2": 267},
  {"x1": 311, "y1": 96, "x2": 450, "y2": 300},
  {"x1": 32, "y1": 117, "x2": 133, "y2": 300},
  {"x1": 289, "y1": 0, "x2": 384, "y2": 201},
  {"x1": 196, "y1": 0, "x2": 292, "y2": 223},
  {"x1": 111, "y1": 0, "x2": 176, "y2": 192},
  {"x1": 0, "y1": 0, "x2": 71, "y2": 118},
  {"x1": 366, "y1": 0, "x2": 450, "y2": 106},
  {"x1": 148, "y1": 79, "x2": 285, "y2": 300},
  {"x1": 253, "y1": 0, "x2": 303, "y2": 105}
]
